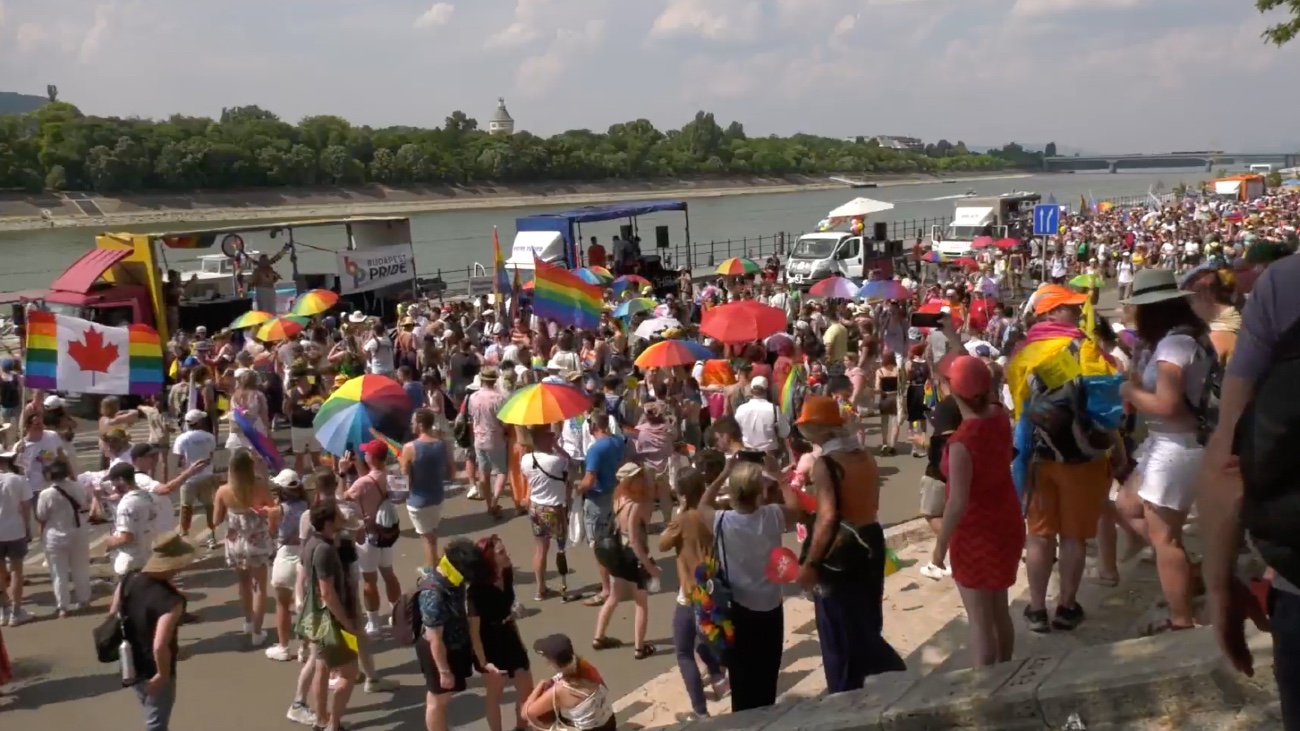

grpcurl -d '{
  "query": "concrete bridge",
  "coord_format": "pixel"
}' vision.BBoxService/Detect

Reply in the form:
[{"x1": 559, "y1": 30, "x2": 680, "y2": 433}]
[{"x1": 1044, "y1": 151, "x2": 1299, "y2": 173}]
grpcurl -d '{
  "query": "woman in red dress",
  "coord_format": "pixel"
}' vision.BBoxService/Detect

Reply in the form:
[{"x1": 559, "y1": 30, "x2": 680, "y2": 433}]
[{"x1": 933, "y1": 355, "x2": 1025, "y2": 668}]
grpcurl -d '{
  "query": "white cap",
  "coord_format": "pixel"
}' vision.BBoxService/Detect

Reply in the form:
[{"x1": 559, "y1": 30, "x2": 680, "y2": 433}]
[
  {"x1": 184, "y1": 409, "x2": 207, "y2": 424},
  {"x1": 545, "y1": 357, "x2": 565, "y2": 372},
  {"x1": 272, "y1": 468, "x2": 302, "y2": 489},
  {"x1": 195, "y1": 325, "x2": 208, "y2": 334},
  {"x1": 751, "y1": 376, "x2": 770, "y2": 391},
  {"x1": 43, "y1": 395, "x2": 65, "y2": 409}
]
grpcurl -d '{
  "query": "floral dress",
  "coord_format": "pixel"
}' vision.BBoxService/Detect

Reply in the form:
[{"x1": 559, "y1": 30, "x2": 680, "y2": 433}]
[{"x1": 225, "y1": 509, "x2": 274, "y2": 570}]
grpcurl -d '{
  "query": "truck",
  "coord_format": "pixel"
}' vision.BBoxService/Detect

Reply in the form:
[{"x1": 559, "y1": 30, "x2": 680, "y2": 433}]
[
  {"x1": 784, "y1": 232, "x2": 903, "y2": 289},
  {"x1": 930, "y1": 192, "x2": 1040, "y2": 260}
]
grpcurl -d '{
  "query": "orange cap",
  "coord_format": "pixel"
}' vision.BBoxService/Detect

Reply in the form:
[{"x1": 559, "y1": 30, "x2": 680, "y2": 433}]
[
  {"x1": 1033, "y1": 285, "x2": 1089, "y2": 315},
  {"x1": 796, "y1": 395, "x2": 845, "y2": 427}
]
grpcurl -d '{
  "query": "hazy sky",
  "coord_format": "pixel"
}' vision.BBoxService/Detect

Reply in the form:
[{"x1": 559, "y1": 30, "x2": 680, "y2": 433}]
[{"x1": 2, "y1": 0, "x2": 1297, "y2": 152}]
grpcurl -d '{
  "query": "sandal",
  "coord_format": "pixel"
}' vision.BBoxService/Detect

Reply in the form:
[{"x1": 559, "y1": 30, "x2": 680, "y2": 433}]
[
  {"x1": 592, "y1": 636, "x2": 623, "y2": 650},
  {"x1": 1140, "y1": 619, "x2": 1196, "y2": 637},
  {"x1": 634, "y1": 643, "x2": 657, "y2": 660}
]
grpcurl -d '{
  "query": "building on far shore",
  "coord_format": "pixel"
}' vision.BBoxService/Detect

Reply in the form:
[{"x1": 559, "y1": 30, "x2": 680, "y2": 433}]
[
  {"x1": 489, "y1": 98, "x2": 515, "y2": 136},
  {"x1": 871, "y1": 135, "x2": 924, "y2": 151}
]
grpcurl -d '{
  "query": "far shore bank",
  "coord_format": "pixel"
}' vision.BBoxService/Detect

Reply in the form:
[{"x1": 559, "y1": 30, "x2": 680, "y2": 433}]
[{"x1": 0, "y1": 172, "x2": 1034, "y2": 234}]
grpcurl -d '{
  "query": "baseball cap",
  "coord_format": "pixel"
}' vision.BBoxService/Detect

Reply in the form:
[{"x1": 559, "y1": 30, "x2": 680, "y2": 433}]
[
  {"x1": 107, "y1": 462, "x2": 137, "y2": 483},
  {"x1": 751, "y1": 376, "x2": 770, "y2": 391},
  {"x1": 361, "y1": 440, "x2": 390, "y2": 463},
  {"x1": 272, "y1": 469, "x2": 302, "y2": 489},
  {"x1": 184, "y1": 409, "x2": 207, "y2": 424},
  {"x1": 43, "y1": 395, "x2": 66, "y2": 409},
  {"x1": 1032, "y1": 285, "x2": 1088, "y2": 316},
  {"x1": 533, "y1": 634, "x2": 576, "y2": 665}
]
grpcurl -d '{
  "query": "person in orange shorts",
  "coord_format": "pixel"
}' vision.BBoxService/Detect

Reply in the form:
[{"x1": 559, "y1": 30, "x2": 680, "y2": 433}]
[{"x1": 1008, "y1": 285, "x2": 1125, "y2": 634}]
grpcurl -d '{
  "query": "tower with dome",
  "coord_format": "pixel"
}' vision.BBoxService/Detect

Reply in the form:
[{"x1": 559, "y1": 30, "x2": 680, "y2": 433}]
[{"x1": 489, "y1": 98, "x2": 515, "y2": 136}]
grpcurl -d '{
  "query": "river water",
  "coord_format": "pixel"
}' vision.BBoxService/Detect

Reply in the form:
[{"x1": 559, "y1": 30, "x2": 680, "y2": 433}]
[{"x1": 0, "y1": 169, "x2": 1211, "y2": 291}]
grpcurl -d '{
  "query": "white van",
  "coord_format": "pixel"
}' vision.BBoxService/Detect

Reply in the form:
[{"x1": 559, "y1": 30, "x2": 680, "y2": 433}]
[{"x1": 785, "y1": 232, "x2": 897, "y2": 290}]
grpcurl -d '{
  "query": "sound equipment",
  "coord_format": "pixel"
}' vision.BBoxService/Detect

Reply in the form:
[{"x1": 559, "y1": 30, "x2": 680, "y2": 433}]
[
  {"x1": 873, "y1": 222, "x2": 889, "y2": 241},
  {"x1": 655, "y1": 225, "x2": 670, "y2": 249}
]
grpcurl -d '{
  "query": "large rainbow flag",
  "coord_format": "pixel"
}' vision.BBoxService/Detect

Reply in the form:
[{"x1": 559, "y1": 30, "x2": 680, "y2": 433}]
[
  {"x1": 492, "y1": 226, "x2": 511, "y2": 296},
  {"x1": 25, "y1": 311, "x2": 163, "y2": 396},
  {"x1": 532, "y1": 255, "x2": 602, "y2": 330}
]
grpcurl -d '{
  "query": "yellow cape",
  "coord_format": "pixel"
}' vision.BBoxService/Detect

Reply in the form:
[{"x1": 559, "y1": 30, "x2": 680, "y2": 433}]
[{"x1": 1006, "y1": 336, "x2": 1116, "y2": 421}]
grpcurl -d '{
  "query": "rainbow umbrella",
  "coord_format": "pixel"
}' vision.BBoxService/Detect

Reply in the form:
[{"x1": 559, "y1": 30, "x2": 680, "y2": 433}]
[
  {"x1": 313, "y1": 375, "x2": 412, "y2": 456},
  {"x1": 576, "y1": 267, "x2": 614, "y2": 285},
  {"x1": 586, "y1": 265, "x2": 613, "y2": 280},
  {"x1": 496, "y1": 382, "x2": 592, "y2": 426},
  {"x1": 857, "y1": 280, "x2": 911, "y2": 301},
  {"x1": 256, "y1": 316, "x2": 305, "y2": 342},
  {"x1": 1070, "y1": 273, "x2": 1103, "y2": 290},
  {"x1": 922, "y1": 251, "x2": 942, "y2": 263},
  {"x1": 809, "y1": 276, "x2": 858, "y2": 299},
  {"x1": 614, "y1": 297, "x2": 657, "y2": 319},
  {"x1": 716, "y1": 257, "x2": 760, "y2": 276},
  {"x1": 635, "y1": 339, "x2": 713, "y2": 369},
  {"x1": 292, "y1": 289, "x2": 340, "y2": 317},
  {"x1": 229, "y1": 310, "x2": 275, "y2": 330},
  {"x1": 611, "y1": 275, "x2": 652, "y2": 295}
]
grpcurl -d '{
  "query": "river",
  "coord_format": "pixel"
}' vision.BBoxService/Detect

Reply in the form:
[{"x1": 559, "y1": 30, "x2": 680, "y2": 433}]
[{"x1": 0, "y1": 169, "x2": 1213, "y2": 291}]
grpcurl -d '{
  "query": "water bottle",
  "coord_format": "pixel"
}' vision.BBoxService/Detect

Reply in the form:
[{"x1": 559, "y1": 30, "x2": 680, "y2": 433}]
[{"x1": 119, "y1": 637, "x2": 137, "y2": 686}]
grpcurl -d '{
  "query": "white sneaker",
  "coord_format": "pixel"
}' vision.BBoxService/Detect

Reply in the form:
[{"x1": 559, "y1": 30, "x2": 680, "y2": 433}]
[
  {"x1": 8, "y1": 606, "x2": 30, "y2": 626},
  {"x1": 943, "y1": 564, "x2": 953, "y2": 577},
  {"x1": 250, "y1": 630, "x2": 268, "y2": 647},
  {"x1": 242, "y1": 620, "x2": 253, "y2": 635},
  {"x1": 265, "y1": 644, "x2": 292, "y2": 661},
  {"x1": 920, "y1": 563, "x2": 947, "y2": 581},
  {"x1": 285, "y1": 702, "x2": 316, "y2": 726},
  {"x1": 363, "y1": 617, "x2": 382, "y2": 639}
]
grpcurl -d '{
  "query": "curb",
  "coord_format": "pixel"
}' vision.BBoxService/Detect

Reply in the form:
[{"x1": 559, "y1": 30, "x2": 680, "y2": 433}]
[
  {"x1": 883, "y1": 517, "x2": 933, "y2": 552},
  {"x1": 649, "y1": 628, "x2": 1278, "y2": 731}
]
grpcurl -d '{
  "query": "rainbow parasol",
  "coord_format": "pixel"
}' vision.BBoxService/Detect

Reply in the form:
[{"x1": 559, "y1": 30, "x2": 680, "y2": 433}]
[
  {"x1": 256, "y1": 316, "x2": 305, "y2": 342},
  {"x1": 292, "y1": 289, "x2": 340, "y2": 317},
  {"x1": 634, "y1": 339, "x2": 713, "y2": 369},
  {"x1": 922, "y1": 251, "x2": 942, "y2": 263},
  {"x1": 614, "y1": 297, "x2": 657, "y2": 319},
  {"x1": 576, "y1": 267, "x2": 614, "y2": 285},
  {"x1": 716, "y1": 257, "x2": 760, "y2": 276},
  {"x1": 313, "y1": 375, "x2": 412, "y2": 456},
  {"x1": 611, "y1": 275, "x2": 652, "y2": 295},
  {"x1": 857, "y1": 280, "x2": 911, "y2": 301},
  {"x1": 808, "y1": 276, "x2": 858, "y2": 299},
  {"x1": 496, "y1": 382, "x2": 592, "y2": 426},
  {"x1": 230, "y1": 310, "x2": 275, "y2": 330}
]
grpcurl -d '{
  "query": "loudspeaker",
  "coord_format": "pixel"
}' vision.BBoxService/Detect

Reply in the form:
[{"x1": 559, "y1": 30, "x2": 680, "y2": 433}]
[
  {"x1": 873, "y1": 222, "x2": 889, "y2": 240},
  {"x1": 620, "y1": 224, "x2": 634, "y2": 241},
  {"x1": 655, "y1": 225, "x2": 670, "y2": 249}
]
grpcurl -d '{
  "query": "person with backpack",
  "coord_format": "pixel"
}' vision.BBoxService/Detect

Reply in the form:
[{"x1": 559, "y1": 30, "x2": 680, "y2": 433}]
[
  {"x1": 34, "y1": 459, "x2": 91, "y2": 617},
  {"x1": 414, "y1": 537, "x2": 483, "y2": 731},
  {"x1": 1006, "y1": 284, "x2": 1124, "y2": 635},
  {"x1": 346, "y1": 440, "x2": 404, "y2": 639},
  {"x1": 591, "y1": 463, "x2": 662, "y2": 658},
  {"x1": 1113, "y1": 268, "x2": 1217, "y2": 634},
  {"x1": 577, "y1": 408, "x2": 627, "y2": 608},
  {"x1": 1199, "y1": 251, "x2": 1300, "y2": 728}
]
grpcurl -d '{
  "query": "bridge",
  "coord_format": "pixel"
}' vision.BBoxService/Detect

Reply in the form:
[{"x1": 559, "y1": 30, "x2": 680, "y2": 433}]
[{"x1": 1044, "y1": 151, "x2": 1299, "y2": 173}]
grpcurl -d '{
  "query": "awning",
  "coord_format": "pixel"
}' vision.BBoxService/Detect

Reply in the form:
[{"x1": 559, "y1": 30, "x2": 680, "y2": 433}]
[{"x1": 50, "y1": 248, "x2": 132, "y2": 294}]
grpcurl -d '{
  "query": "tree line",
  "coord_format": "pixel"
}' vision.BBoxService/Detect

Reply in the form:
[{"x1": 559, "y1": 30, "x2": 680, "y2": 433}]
[{"x1": 0, "y1": 100, "x2": 1048, "y2": 194}]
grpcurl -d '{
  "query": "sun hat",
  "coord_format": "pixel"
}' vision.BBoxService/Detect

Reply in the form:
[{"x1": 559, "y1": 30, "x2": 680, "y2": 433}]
[
  {"x1": 142, "y1": 533, "x2": 198, "y2": 574},
  {"x1": 948, "y1": 356, "x2": 992, "y2": 400},
  {"x1": 479, "y1": 366, "x2": 499, "y2": 382},
  {"x1": 1121, "y1": 268, "x2": 1193, "y2": 306},
  {"x1": 1032, "y1": 284, "x2": 1089, "y2": 315},
  {"x1": 795, "y1": 395, "x2": 845, "y2": 427},
  {"x1": 615, "y1": 462, "x2": 644, "y2": 482},
  {"x1": 347, "y1": 311, "x2": 368, "y2": 324}
]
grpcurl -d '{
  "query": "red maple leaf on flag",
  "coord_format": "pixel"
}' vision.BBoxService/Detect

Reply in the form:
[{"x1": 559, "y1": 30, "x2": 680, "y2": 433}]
[{"x1": 68, "y1": 326, "x2": 120, "y2": 386}]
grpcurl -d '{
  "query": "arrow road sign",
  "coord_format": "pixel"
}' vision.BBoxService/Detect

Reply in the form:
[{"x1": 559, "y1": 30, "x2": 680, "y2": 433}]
[{"x1": 1033, "y1": 204, "x2": 1060, "y2": 237}]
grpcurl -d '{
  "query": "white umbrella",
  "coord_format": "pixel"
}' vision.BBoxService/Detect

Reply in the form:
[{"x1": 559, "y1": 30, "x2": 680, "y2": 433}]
[
  {"x1": 635, "y1": 317, "x2": 681, "y2": 340},
  {"x1": 827, "y1": 197, "x2": 895, "y2": 219}
]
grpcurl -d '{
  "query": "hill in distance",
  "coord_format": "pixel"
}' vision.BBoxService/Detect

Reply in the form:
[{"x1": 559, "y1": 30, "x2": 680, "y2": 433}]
[{"x1": 0, "y1": 91, "x2": 48, "y2": 115}]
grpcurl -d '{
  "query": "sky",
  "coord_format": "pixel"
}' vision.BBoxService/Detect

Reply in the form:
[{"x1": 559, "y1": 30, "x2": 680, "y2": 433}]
[{"x1": 1, "y1": 0, "x2": 1297, "y2": 153}]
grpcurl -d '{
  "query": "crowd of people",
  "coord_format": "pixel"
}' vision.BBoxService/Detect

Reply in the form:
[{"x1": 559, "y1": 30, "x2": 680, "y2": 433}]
[{"x1": 0, "y1": 184, "x2": 1299, "y2": 731}]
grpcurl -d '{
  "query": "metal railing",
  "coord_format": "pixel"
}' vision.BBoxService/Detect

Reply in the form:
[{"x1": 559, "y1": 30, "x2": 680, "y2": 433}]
[{"x1": 422, "y1": 216, "x2": 952, "y2": 298}]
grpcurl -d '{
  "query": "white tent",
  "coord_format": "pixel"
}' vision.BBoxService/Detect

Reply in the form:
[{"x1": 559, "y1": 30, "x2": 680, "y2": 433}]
[{"x1": 827, "y1": 197, "x2": 895, "y2": 219}]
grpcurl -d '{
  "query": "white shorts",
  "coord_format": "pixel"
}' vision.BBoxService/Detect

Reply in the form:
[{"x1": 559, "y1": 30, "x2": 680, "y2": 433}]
[
  {"x1": 1135, "y1": 432, "x2": 1203, "y2": 513},
  {"x1": 271, "y1": 544, "x2": 301, "y2": 590},
  {"x1": 291, "y1": 427, "x2": 321, "y2": 455},
  {"x1": 407, "y1": 503, "x2": 444, "y2": 536},
  {"x1": 355, "y1": 541, "x2": 394, "y2": 574}
]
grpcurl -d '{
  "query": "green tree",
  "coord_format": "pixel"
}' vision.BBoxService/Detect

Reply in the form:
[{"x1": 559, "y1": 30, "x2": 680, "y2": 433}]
[
  {"x1": 1267, "y1": 170, "x2": 1284, "y2": 187},
  {"x1": 1044, "y1": 141, "x2": 1057, "y2": 157},
  {"x1": 1257, "y1": 0, "x2": 1300, "y2": 45}
]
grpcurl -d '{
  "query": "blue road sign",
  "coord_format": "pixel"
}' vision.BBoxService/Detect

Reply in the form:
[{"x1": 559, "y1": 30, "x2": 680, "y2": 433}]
[{"x1": 1033, "y1": 204, "x2": 1059, "y2": 236}]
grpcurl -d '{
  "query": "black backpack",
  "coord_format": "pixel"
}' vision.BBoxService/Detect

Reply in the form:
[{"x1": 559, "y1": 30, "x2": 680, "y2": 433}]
[
  {"x1": 1168, "y1": 325, "x2": 1222, "y2": 446},
  {"x1": 1023, "y1": 340, "x2": 1112, "y2": 464},
  {"x1": 1235, "y1": 317, "x2": 1300, "y2": 586}
]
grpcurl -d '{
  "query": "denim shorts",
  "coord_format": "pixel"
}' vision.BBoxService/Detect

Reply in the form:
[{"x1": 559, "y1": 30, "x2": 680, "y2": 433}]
[{"x1": 582, "y1": 493, "x2": 613, "y2": 547}]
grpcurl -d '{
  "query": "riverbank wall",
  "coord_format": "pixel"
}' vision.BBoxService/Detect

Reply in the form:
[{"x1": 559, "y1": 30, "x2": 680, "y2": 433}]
[{"x1": 0, "y1": 171, "x2": 1032, "y2": 233}]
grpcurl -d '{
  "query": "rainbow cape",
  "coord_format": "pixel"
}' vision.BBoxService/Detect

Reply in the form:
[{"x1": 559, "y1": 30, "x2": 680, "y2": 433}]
[
  {"x1": 25, "y1": 311, "x2": 163, "y2": 396},
  {"x1": 532, "y1": 255, "x2": 602, "y2": 330},
  {"x1": 780, "y1": 362, "x2": 806, "y2": 419}
]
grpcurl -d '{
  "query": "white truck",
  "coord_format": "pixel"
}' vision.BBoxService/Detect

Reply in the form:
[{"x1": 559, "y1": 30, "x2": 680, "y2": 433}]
[
  {"x1": 930, "y1": 192, "x2": 1040, "y2": 260},
  {"x1": 784, "y1": 232, "x2": 900, "y2": 290}
]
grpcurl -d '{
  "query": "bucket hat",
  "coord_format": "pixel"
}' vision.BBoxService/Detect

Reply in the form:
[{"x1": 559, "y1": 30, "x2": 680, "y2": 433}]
[{"x1": 1121, "y1": 268, "x2": 1193, "y2": 306}]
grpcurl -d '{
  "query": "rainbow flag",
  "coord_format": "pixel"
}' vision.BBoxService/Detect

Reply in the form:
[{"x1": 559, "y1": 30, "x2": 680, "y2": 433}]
[
  {"x1": 24, "y1": 311, "x2": 163, "y2": 396},
  {"x1": 780, "y1": 363, "x2": 806, "y2": 418},
  {"x1": 532, "y1": 255, "x2": 601, "y2": 330},
  {"x1": 368, "y1": 427, "x2": 402, "y2": 457},
  {"x1": 509, "y1": 265, "x2": 523, "y2": 322},
  {"x1": 493, "y1": 226, "x2": 511, "y2": 296}
]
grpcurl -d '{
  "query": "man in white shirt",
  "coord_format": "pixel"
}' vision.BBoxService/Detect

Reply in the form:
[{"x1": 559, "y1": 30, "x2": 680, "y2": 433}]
[
  {"x1": 363, "y1": 321, "x2": 395, "y2": 375},
  {"x1": 105, "y1": 462, "x2": 158, "y2": 577},
  {"x1": 734, "y1": 377, "x2": 789, "y2": 463},
  {"x1": 0, "y1": 451, "x2": 33, "y2": 624},
  {"x1": 129, "y1": 443, "x2": 211, "y2": 541},
  {"x1": 173, "y1": 410, "x2": 219, "y2": 547}
]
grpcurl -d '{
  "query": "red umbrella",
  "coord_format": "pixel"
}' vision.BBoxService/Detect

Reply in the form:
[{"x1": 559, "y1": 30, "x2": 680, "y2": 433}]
[
  {"x1": 994, "y1": 238, "x2": 1019, "y2": 250},
  {"x1": 701, "y1": 300, "x2": 787, "y2": 343},
  {"x1": 970, "y1": 236, "x2": 996, "y2": 250},
  {"x1": 953, "y1": 257, "x2": 980, "y2": 270},
  {"x1": 918, "y1": 300, "x2": 964, "y2": 329}
]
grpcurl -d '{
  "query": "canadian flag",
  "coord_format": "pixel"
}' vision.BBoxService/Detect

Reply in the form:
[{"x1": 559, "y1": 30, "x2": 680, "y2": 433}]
[{"x1": 53, "y1": 317, "x2": 132, "y2": 395}]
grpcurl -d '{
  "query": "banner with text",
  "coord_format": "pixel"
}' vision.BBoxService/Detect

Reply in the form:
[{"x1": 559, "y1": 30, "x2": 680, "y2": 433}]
[{"x1": 337, "y1": 244, "x2": 416, "y2": 295}]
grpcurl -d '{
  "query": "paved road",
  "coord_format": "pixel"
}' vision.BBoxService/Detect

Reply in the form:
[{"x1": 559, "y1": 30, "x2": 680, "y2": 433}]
[{"x1": 0, "y1": 414, "x2": 930, "y2": 729}]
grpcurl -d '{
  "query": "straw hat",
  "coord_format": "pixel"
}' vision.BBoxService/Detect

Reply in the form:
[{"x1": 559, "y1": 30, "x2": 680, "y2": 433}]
[
  {"x1": 1121, "y1": 269, "x2": 1194, "y2": 306},
  {"x1": 479, "y1": 366, "x2": 499, "y2": 382},
  {"x1": 143, "y1": 534, "x2": 198, "y2": 574},
  {"x1": 347, "y1": 311, "x2": 368, "y2": 324}
]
